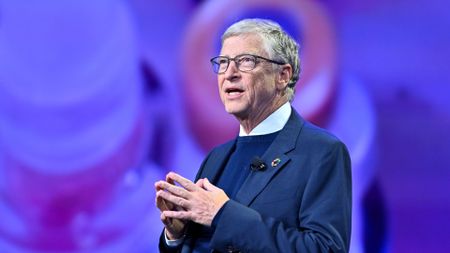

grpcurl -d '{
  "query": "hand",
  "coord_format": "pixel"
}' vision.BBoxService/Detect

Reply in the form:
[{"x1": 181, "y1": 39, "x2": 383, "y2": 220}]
[
  {"x1": 155, "y1": 172, "x2": 229, "y2": 227},
  {"x1": 155, "y1": 175, "x2": 187, "y2": 240}
]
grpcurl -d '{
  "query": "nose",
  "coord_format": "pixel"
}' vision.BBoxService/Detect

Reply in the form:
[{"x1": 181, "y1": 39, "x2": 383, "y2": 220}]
[{"x1": 223, "y1": 60, "x2": 240, "y2": 82}]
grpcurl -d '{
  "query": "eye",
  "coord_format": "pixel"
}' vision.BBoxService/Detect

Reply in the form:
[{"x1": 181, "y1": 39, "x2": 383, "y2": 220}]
[
  {"x1": 238, "y1": 55, "x2": 254, "y2": 63},
  {"x1": 218, "y1": 58, "x2": 228, "y2": 65}
]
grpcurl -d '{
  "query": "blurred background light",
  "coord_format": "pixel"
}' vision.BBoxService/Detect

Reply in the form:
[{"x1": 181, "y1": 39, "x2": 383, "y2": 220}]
[{"x1": 0, "y1": 0, "x2": 449, "y2": 252}]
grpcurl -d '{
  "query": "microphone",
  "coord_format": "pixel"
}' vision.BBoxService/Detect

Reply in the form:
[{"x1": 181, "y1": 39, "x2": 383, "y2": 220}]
[{"x1": 250, "y1": 156, "x2": 266, "y2": 171}]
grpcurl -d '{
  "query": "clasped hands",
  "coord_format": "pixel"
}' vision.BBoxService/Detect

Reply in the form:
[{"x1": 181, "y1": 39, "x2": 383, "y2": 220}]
[{"x1": 155, "y1": 172, "x2": 229, "y2": 240}]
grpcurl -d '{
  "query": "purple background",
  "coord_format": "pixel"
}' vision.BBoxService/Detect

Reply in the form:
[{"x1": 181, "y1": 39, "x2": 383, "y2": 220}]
[{"x1": 0, "y1": 0, "x2": 449, "y2": 252}]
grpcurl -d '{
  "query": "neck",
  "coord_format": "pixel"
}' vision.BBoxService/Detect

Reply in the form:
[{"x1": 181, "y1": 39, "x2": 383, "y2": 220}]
[{"x1": 238, "y1": 98, "x2": 288, "y2": 134}]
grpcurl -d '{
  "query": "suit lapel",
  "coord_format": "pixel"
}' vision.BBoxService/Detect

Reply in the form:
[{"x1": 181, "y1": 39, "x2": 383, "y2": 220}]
[
  {"x1": 235, "y1": 109, "x2": 305, "y2": 206},
  {"x1": 197, "y1": 139, "x2": 236, "y2": 184}
]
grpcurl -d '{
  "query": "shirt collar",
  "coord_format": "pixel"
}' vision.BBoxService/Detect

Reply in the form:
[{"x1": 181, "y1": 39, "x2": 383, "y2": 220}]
[{"x1": 239, "y1": 102, "x2": 291, "y2": 136}]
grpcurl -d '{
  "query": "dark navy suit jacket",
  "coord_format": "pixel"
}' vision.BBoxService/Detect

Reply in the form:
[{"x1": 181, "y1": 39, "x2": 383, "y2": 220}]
[{"x1": 159, "y1": 108, "x2": 352, "y2": 253}]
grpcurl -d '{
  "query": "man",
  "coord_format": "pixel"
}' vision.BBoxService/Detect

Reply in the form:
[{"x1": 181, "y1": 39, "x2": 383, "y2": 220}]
[{"x1": 155, "y1": 18, "x2": 352, "y2": 253}]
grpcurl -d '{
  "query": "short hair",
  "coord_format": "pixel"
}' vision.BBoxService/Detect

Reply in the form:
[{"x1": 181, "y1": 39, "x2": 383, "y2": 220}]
[{"x1": 221, "y1": 18, "x2": 300, "y2": 101}]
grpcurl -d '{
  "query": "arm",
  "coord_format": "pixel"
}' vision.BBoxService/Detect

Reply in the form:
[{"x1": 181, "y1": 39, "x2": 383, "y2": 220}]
[
  {"x1": 210, "y1": 141, "x2": 352, "y2": 253},
  {"x1": 158, "y1": 230, "x2": 182, "y2": 253}
]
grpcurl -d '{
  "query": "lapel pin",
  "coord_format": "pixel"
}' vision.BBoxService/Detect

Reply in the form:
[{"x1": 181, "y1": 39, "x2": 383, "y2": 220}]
[{"x1": 271, "y1": 158, "x2": 281, "y2": 167}]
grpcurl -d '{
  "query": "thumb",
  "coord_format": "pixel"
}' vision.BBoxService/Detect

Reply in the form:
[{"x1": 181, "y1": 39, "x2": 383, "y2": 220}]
[
  {"x1": 203, "y1": 178, "x2": 218, "y2": 191},
  {"x1": 195, "y1": 178, "x2": 204, "y2": 187}
]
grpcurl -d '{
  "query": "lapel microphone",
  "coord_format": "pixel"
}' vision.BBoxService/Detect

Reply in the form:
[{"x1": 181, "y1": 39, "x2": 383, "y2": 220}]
[{"x1": 250, "y1": 156, "x2": 266, "y2": 171}]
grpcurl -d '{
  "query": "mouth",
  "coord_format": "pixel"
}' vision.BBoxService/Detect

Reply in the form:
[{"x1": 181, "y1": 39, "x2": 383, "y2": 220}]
[{"x1": 225, "y1": 87, "x2": 244, "y2": 96}]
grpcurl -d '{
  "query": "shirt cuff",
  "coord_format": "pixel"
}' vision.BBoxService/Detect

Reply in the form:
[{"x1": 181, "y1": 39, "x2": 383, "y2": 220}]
[{"x1": 164, "y1": 229, "x2": 185, "y2": 247}]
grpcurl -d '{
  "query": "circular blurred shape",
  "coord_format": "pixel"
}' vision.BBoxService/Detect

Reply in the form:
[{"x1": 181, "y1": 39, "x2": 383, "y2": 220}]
[
  {"x1": 0, "y1": 0, "x2": 155, "y2": 251},
  {"x1": 181, "y1": 0, "x2": 337, "y2": 151},
  {"x1": 0, "y1": 0, "x2": 143, "y2": 173},
  {"x1": 327, "y1": 76, "x2": 377, "y2": 253}
]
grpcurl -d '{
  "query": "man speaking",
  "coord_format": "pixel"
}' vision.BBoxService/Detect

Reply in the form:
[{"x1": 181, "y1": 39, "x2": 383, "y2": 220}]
[{"x1": 155, "y1": 18, "x2": 352, "y2": 253}]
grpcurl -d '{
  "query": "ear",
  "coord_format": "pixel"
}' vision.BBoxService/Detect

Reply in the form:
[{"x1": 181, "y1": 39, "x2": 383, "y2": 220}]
[{"x1": 276, "y1": 64, "x2": 293, "y2": 90}]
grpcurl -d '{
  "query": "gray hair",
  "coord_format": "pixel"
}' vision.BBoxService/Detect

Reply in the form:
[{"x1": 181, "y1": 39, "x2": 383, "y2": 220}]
[{"x1": 221, "y1": 18, "x2": 300, "y2": 101}]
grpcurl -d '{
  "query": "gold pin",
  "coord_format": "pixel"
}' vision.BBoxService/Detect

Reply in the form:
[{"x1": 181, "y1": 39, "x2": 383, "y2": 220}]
[{"x1": 271, "y1": 158, "x2": 281, "y2": 167}]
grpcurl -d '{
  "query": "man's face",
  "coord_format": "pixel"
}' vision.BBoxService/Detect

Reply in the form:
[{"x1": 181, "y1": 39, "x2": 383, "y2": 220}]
[{"x1": 218, "y1": 34, "x2": 281, "y2": 123}]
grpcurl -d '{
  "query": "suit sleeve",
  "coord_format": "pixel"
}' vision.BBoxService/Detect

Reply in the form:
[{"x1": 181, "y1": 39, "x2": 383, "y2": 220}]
[
  {"x1": 158, "y1": 230, "x2": 182, "y2": 253},
  {"x1": 209, "y1": 141, "x2": 352, "y2": 253}
]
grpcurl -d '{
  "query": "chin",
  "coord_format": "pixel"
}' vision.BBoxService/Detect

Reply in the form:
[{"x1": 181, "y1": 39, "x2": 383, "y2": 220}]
[
  {"x1": 225, "y1": 108, "x2": 239, "y2": 115},
  {"x1": 224, "y1": 104, "x2": 241, "y2": 113},
  {"x1": 228, "y1": 109, "x2": 249, "y2": 120}
]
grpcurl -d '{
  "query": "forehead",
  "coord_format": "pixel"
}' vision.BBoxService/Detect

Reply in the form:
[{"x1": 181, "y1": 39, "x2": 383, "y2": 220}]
[{"x1": 220, "y1": 34, "x2": 268, "y2": 56}]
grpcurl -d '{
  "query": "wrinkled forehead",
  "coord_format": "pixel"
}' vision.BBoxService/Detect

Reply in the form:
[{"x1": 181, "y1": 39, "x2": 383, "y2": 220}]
[{"x1": 220, "y1": 33, "x2": 271, "y2": 57}]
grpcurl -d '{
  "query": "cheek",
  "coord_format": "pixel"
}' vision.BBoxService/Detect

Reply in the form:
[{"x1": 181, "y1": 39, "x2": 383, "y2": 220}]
[
  {"x1": 251, "y1": 77, "x2": 272, "y2": 97},
  {"x1": 217, "y1": 78, "x2": 224, "y2": 93}
]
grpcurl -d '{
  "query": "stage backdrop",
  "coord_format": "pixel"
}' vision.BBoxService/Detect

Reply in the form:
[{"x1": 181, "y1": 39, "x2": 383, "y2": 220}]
[{"x1": 0, "y1": 0, "x2": 449, "y2": 252}]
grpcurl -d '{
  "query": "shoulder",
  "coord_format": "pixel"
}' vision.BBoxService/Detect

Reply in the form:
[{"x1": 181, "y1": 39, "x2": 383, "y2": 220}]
[
  {"x1": 290, "y1": 111, "x2": 348, "y2": 154},
  {"x1": 288, "y1": 109, "x2": 342, "y2": 143},
  {"x1": 212, "y1": 138, "x2": 235, "y2": 153},
  {"x1": 202, "y1": 138, "x2": 236, "y2": 162},
  {"x1": 301, "y1": 121, "x2": 342, "y2": 145}
]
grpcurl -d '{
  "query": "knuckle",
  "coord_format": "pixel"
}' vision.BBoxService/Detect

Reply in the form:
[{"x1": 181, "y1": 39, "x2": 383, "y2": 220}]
[
  {"x1": 175, "y1": 188, "x2": 184, "y2": 196},
  {"x1": 177, "y1": 198, "x2": 185, "y2": 207}
]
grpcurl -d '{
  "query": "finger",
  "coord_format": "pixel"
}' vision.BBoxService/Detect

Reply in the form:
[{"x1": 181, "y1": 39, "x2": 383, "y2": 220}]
[
  {"x1": 155, "y1": 195, "x2": 166, "y2": 210},
  {"x1": 167, "y1": 172, "x2": 198, "y2": 192},
  {"x1": 155, "y1": 180, "x2": 174, "y2": 191},
  {"x1": 166, "y1": 174, "x2": 176, "y2": 185},
  {"x1": 160, "y1": 212, "x2": 171, "y2": 226},
  {"x1": 195, "y1": 178, "x2": 204, "y2": 187},
  {"x1": 156, "y1": 181, "x2": 190, "y2": 198},
  {"x1": 203, "y1": 178, "x2": 219, "y2": 191},
  {"x1": 155, "y1": 181, "x2": 164, "y2": 191},
  {"x1": 157, "y1": 195, "x2": 186, "y2": 212},
  {"x1": 163, "y1": 212, "x2": 187, "y2": 229},
  {"x1": 163, "y1": 210, "x2": 191, "y2": 221},
  {"x1": 156, "y1": 195, "x2": 173, "y2": 211},
  {"x1": 157, "y1": 190, "x2": 191, "y2": 209}
]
